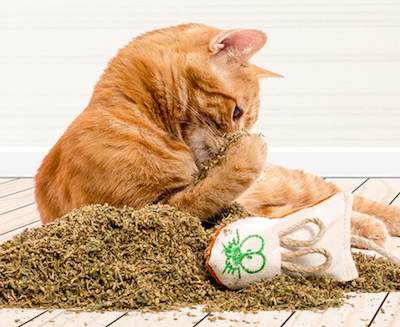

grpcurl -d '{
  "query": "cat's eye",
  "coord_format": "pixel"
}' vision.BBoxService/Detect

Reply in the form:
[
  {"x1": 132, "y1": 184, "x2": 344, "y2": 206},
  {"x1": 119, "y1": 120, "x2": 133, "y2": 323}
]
[{"x1": 233, "y1": 106, "x2": 241, "y2": 119}]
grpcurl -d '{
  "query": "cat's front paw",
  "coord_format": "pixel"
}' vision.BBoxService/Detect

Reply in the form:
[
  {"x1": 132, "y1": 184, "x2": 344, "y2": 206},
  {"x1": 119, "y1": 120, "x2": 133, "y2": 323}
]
[
  {"x1": 225, "y1": 133, "x2": 268, "y2": 176},
  {"x1": 351, "y1": 211, "x2": 389, "y2": 248}
]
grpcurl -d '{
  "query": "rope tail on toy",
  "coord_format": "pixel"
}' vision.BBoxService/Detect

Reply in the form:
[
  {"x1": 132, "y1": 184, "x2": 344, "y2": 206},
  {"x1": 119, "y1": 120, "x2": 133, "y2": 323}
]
[{"x1": 350, "y1": 235, "x2": 400, "y2": 267}]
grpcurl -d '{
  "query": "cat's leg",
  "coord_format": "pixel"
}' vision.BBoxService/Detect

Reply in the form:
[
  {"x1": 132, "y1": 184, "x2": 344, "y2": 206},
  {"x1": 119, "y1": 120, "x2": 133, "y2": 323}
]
[
  {"x1": 165, "y1": 134, "x2": 267, "y2": 221},
  {"x1": 353, "y1": 195, "x2": 400, "y2": 236},
  {"x1": 239, "y1": 164, "x2": 392, "y2": 246},
  {"x1": 238, "y1": 163, "x2": 341, "y2": 216}
]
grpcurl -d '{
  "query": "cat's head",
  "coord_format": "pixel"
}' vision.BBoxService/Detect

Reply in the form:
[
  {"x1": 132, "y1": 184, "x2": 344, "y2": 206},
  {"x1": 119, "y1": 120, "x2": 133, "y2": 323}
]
[{"x1": 104, "y1": 24, "x2": 281, "y2": 167}]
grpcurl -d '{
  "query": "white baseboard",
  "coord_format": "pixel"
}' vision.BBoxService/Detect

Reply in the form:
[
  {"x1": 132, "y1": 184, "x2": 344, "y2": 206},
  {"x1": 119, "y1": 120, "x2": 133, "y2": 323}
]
[
  {"x1": 267, "y1": 147, "x2": 400, "y2": 178},
  {"x1": 0, "y1": 147, "x2": 50, "y2": 178},
  {"x1": 0, "y1": 147, "x2": 399, "y2": 178}
]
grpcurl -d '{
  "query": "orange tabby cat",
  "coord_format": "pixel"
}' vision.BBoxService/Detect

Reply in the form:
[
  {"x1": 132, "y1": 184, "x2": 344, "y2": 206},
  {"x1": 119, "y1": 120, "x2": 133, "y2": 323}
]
[{"x1": 35, "y1": 24, "x2": 399, "y2": 246}]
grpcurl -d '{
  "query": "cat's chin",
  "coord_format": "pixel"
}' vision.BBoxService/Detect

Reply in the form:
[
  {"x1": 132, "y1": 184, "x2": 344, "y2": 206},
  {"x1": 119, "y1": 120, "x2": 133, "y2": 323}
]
[
  {"x1": 189, "y1": 138, "x2": 225, "y2": 169},
  {"x1": 184, "y1": 131, "x2": 224, "y2": 169},
  {"x1": 192, "y1": 146, "x2": 217, "y2": 169}
]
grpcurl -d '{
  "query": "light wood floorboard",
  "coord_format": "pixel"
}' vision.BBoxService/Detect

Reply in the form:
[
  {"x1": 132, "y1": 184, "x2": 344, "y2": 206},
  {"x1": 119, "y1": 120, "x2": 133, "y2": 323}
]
[{"x1": 1, "y1": 178, "x2": 399, "y2": 327}]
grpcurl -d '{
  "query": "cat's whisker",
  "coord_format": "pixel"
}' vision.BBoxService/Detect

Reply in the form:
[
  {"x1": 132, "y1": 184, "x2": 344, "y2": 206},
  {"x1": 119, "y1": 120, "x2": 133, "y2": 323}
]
[
  {"x1": 157, "y1": 80, "x2": 223, "y2": 139},
  {"x1": 171, "y1": 99, "x2": 286, "y2": 214},
  {"x1": 178, "y1": 100, "x2": 223, "y2": 138}
]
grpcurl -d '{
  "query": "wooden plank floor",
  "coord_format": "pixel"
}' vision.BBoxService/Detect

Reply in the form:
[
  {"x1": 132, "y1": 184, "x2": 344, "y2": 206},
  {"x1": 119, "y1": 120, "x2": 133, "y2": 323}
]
[{"x1": 1, "y1": 178, "x2": 400, "y2": 327}]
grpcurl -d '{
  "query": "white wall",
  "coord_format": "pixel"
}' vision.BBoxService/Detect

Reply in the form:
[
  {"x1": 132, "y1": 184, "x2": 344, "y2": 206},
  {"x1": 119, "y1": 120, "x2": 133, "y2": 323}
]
[{"x1": 0, "y1": 0, "x2": 399, "y2": 176}]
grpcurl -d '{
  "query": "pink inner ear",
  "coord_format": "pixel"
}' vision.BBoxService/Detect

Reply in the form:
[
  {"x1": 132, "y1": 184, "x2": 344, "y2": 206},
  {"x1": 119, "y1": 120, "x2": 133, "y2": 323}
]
[{"x1": 209, "y1": 29, "x2": 267, "y2": 61}]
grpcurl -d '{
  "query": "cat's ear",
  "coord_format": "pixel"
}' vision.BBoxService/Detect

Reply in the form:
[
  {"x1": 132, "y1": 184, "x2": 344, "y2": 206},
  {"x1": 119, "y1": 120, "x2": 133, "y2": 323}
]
[
  {"x1": 252, "y1": 64, "x2": 283, "y2": 79},
  {"x1": 209, "y1": 29, "x2": 267, "y2": 61}
]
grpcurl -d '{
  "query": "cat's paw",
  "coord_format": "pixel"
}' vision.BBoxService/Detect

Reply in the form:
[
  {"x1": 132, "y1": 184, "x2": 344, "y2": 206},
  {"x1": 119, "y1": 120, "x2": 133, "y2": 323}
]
[
  {"x1": 352, "y1": 195, "x2": 400, "y2": 236},
  {"x1": 351, "y1": 211, "x2": 389, "y2": 248},
  {"x1": 381, "y1": 204, "x2": 400, "y2": 236},
  {"x1": 226, "y1": 133, "x2": 268, "y2": 175}
]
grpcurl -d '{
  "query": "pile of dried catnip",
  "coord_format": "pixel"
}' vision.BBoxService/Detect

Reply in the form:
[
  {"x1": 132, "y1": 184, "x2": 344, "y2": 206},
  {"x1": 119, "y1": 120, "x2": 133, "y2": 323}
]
[
  {"x1": 1, "y1": 202, "x2": 400, "y2": 313},
  {"x1": 0, "y1": 204, "x2": 212, "y2": 311}
]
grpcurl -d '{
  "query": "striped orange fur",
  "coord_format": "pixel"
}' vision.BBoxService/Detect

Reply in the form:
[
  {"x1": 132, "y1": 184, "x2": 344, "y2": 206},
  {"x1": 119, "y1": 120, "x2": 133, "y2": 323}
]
[{"x1": 35, "y1": 24, "x2": 399, "y2": 247}]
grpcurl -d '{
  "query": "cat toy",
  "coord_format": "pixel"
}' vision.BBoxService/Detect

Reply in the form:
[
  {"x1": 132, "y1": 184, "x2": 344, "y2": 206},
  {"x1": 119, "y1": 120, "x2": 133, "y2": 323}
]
[{"x1": 206, "y1": 192, "x2": 400, "y2": 290}]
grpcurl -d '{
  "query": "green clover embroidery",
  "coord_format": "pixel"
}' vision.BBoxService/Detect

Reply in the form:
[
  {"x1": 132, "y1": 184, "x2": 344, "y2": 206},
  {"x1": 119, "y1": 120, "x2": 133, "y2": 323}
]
[{"x1": 222, "y1": 229, "x2": 266, "y2": 279}]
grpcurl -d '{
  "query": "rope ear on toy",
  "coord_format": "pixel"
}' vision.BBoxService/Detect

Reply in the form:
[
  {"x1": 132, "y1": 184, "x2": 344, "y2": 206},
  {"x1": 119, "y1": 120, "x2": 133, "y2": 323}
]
[
  {"x1": 279, "y1": 218, "x2": 400, "y2": 274},
  {"x1": 277, "y1": 217, "x2": 400, "y2": 275},
  {"x1": 206, "y1": 192, "x2": 400, "y2": 290},
  {"x1": 279, "y1": 217, "x2": 333, "y2": 275}
]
